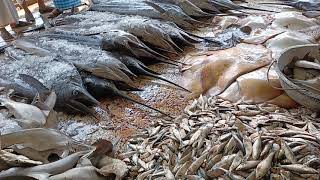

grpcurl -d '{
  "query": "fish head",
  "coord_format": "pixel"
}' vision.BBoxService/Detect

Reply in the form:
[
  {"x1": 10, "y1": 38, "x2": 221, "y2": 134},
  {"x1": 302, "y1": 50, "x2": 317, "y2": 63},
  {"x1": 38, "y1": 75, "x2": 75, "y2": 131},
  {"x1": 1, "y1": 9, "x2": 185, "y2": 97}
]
[
  {"x1": 295, "y1": 2, "x2": 315, "y2": 11},
  {"x1": 82, "y1": 75, "x2": 117, "y2": 99},
  {"x1": 101, "y1": 30, "x2": 132, "y2": 50},
  {"x1": 56, "y1": 82, "x2": 99, "y2": 115},
  {"x1": 102, "y1": 30, "x2": 147, "y2": 55},
  {"x1": 103, "y1": 30, "x2": 138, "y2": 48}
]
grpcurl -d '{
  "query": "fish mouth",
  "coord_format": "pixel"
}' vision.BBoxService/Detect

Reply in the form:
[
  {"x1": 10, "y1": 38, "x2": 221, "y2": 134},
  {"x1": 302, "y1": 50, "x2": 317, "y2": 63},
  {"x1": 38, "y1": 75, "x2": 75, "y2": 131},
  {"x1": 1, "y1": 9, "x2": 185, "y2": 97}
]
[
  {"x1": 64, "y1": 87, "x2": 100, "y2": 115},
  {"x1": 74, "y1": 89, "x2": 100, "y2": 107}
]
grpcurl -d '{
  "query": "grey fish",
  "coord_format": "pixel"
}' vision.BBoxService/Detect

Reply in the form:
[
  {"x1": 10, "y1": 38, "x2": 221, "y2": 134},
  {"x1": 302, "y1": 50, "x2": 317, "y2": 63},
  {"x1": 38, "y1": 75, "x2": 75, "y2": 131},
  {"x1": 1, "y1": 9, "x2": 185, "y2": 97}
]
[
  {"x1": 89, "y1": 0, "x2": 205, "y2": 29},
  {"x1": 209, "y1": 0, "x2": 277, "y2": 12},
  {"x1": 53, "y1": 11, "x2": 207, "y2": 52},
  {"x1": 81, "y1": 73, "x2": 174, "y2": 118},
  {"x1": 151, "y1": 0, "x2": 215, "y2": 17},
  {"x1": 143, "y1": 0, "x2": 209, "y2": 29},
  {"x1": 115, "y1": 55, "x2": 191, "y2": 92},
  {"x1": 20, "y1": 36, "x2": 134, "y2": 84},
  {"x1": 260, "y1": 0, "x2": 320, "y2": 11},
  {"x1": 39, "y1": 30, "x2": 181, "y2": 66},
  {"x1": 22, "y1": 34, "x2": 189, "y2": 92},
  {"x1": 90, "y1": 0, "x2": 162, "y2": 19},
  {"x1": 188, "y1": 0, "x2": 221, "y2": 13},
  {"x1": 0, "y1": 50, "x2": 99, "y2": 115},
  {"x1": 0, "y1": 75, "x2": 39, "y2": 101}
]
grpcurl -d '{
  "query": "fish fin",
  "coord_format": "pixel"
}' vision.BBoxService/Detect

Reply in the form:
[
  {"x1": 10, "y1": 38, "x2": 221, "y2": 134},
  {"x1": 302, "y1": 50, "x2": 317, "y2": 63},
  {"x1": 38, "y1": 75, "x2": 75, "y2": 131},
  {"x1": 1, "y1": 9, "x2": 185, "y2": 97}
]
[
  {"x1": 94, "y1": 63, "x2": 134, "y2": 84},
  {"x1": 75, "y1": 63, "x2": 133, "y2": 84},
  {"x1": 115, "y1": 82, "x2": 143, "y2": 91},
  {"x1": 32, "y1": 173, "x2": 51, "y2": 180},
  {"x1": 31, "y1": 92, "x2": 41, "y2": 104},
  {"x1": 44, "y1": 91, "x2": 57, "y2": 110},
  {"x1": 144, "y1": 1, "x2": 166, "y2": 13},
  {"x1": 303, "y1": 52, "x2": 313, "y2": 61},
  {"x1": 19, "y1": 74, "x2": 49, "y2": 94},
  {"x1": 136, "y1": 60, "x2": 161, "y2": 75},
  {"x1": 66, "y1": 100, "x2": 98, "y2": 119},
  {"x1": 40, "y1": 14, "x2": 53, "y2": 29}
]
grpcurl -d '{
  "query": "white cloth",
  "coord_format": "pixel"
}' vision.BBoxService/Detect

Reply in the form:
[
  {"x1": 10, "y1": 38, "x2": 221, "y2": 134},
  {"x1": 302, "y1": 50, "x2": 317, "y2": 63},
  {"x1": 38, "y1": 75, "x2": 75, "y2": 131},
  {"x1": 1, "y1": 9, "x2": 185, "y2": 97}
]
[{"x1": 0, "y1": 0, "x2": 19, "y2": 27}]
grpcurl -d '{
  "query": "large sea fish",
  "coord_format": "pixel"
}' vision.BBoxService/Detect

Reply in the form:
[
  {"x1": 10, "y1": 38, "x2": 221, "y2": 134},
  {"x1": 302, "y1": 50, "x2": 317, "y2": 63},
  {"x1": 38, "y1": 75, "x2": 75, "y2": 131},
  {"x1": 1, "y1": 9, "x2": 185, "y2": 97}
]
[
  {"x1": 89, "y1": 0, "x2": 207, "y2": 29},
  {"x1": 14, "y1": 37, "x2": 134, "y2": 84},
  {"x1": 52, "y1": 11, "x2": 215, "y2": 53},
  {"x1": 0, "y1": 48, "x2": 99, "y2": 115},
  {"x1": 19, "y1": 36, "x2": 189, "y2": 91},
  {"x1": 10, "y1": 38, "x2": 176, "y2": 117}
]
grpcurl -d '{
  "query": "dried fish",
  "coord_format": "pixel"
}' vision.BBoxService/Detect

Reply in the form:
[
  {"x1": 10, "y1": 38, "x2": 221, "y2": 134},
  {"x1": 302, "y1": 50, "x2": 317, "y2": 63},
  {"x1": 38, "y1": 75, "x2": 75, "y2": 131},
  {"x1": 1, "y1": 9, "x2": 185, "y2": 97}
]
[
  {"x1": 252, "y1": 133, "x2": 262, "y2": 160},
  {"x1": 232, "y1": 132, "x2": 244, "y2": 153},
  {"x1": 224, "y1": 137, "x2": 236, "y2": 154},
  {"x1": 281, "y1": 140, "x2": 297, "y2": 164},
  {"x1": 255, "y1": 151, "x2": 275, "y2": 179},
  {"x1": 97, "y1": 156, "x2": 129, "y2": 178},
  {"x1": 236, "y1": 160, "x2": 260, "y2": 171},
  {"x1": 206, "y1": 153, "x2": 223, "y2": 170},
  {"x1": 243, "y1": 135, "x2": 252, "y2": 160},
  {"x1": 136, "y1": 169, "x2": 154, "y2": 180},
  {"x1": 260, "y1": 140, "x2": 273, "y2": 158},
  {"x1": 280, "y1": 164, "x2": 318, "y2": 174},
  {"x1": 229, "y1": 152, "x2": 242, "y2": 171},
  {"x1": 175, "y1": 160, "x2": 192, "y2": 177},
  {"x1": 123, "y1": 98, "x2": 320, "y2": 179},
  {"x1": 291, "y1": 144, "x2": 308, "y2": 154},
  {"x1": 187, "y1": 152, "x2": 208, "y2": 174}
]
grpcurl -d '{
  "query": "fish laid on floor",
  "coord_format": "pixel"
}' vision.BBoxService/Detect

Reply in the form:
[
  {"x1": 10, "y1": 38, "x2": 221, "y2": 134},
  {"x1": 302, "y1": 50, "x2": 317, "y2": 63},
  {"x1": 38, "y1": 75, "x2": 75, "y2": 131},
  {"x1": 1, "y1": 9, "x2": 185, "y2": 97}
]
[
  {"x1": 52, "y1": 11, "x2": 210, "y2": 53},
  {"x1": 184, "y1": 43, "x2": 272, "y2": 97},
  {"x1": 26, "y1": 33, "x2": 190, "y2": 92},
  {"x1": 13, "y1": 37, "x2": 177, "y2": 118},
  {"x1": 218, "y1": 66, "x2": 298, "y2": 108},
  {"x1": 121, "y1": 96, "x2": 320, "y2": 179},
  {"x1": 0, "y1": 50, "x2": 99, "y2": 115},
  {"x1": 89, "y1": 0, "x2": 209, "y2": 29}
]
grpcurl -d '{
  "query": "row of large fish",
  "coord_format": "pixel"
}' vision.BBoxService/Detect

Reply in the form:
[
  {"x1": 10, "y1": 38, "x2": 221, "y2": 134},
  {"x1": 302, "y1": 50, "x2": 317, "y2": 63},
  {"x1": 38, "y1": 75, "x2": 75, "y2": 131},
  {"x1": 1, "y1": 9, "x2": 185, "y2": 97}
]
[{"x1": 0, "y1": 0, "x2": 275, "y2": 117}]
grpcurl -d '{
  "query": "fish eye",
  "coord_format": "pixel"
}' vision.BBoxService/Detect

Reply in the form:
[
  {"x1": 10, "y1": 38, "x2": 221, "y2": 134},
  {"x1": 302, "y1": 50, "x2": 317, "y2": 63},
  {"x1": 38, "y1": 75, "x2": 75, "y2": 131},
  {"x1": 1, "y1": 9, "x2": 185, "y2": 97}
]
[{"x1": 72, "y1": 89, "x2": 79, "y2": 96}]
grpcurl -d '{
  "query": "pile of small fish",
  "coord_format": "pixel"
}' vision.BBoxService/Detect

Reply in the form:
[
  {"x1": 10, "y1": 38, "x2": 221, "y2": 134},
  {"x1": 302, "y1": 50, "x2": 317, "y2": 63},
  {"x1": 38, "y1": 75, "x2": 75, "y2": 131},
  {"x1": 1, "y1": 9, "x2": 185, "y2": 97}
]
[
  {"x1": 284, "y1": 53, "x2": 320, "y2": 94},
  {"x1": 121, "y1": 96, "x2": 320, "y2": 179},
  {"x1": 0, "y1": 0, "x2": 272, "y2": 118}
]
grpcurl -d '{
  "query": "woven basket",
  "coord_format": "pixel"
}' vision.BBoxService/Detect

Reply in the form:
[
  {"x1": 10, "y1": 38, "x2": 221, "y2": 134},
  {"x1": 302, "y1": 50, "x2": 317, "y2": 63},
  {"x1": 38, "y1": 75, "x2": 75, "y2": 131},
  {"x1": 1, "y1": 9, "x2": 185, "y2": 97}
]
[{"x1": 275, "y1": 44, "x2": 320, "y2": 112}]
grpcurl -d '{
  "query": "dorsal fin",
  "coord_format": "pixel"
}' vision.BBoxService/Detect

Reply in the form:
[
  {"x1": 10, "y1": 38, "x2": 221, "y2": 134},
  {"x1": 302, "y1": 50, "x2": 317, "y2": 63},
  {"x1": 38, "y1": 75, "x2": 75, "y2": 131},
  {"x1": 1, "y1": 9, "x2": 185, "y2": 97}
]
[{"x1": 19, "y1": 74, "x2": 49, "y2": 95}]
